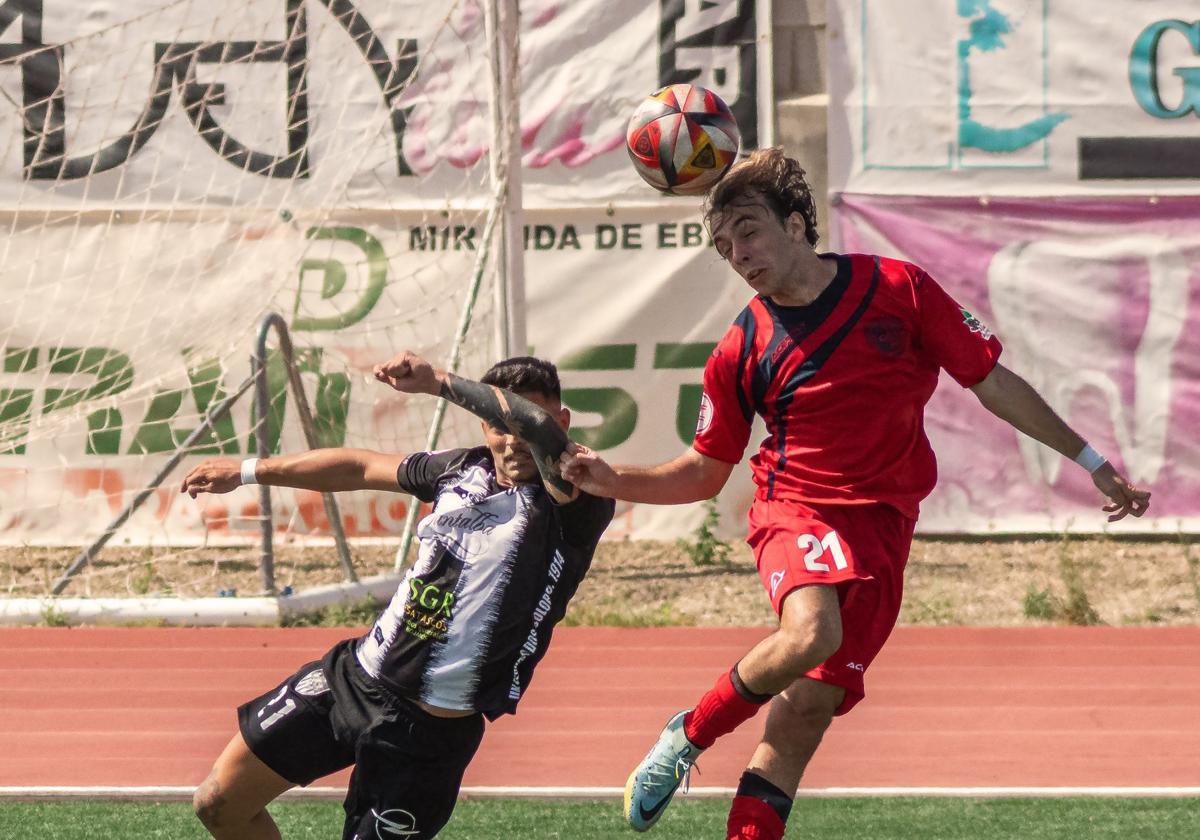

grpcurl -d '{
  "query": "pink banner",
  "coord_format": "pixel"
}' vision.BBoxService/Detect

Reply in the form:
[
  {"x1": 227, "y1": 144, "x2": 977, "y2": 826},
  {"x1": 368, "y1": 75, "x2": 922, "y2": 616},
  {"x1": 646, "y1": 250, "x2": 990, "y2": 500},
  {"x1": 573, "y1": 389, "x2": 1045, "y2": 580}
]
[{"x1": 834, "y1": 195, "x2": 1200, "y2": 533}]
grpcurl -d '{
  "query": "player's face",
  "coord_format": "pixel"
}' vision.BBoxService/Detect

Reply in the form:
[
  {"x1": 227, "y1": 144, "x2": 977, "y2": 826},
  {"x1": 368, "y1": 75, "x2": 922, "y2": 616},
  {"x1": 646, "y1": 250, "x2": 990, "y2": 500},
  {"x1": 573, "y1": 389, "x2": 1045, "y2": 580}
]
[
  {"x1": 711, "y1": 198, "x2": 808, "y2": 298},
  {"x1": 482, "y1": 391, "x2": 570, "y2": 487}
]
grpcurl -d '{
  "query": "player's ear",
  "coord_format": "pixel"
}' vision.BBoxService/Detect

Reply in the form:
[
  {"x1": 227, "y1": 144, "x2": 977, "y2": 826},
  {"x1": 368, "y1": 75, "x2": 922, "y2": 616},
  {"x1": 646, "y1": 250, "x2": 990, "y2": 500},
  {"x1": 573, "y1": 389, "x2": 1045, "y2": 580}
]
[
  {"x1": 785, "y1": 211, "x2": 807, "y2": 243},
  {"x1": 556, "y1": 406, "x2": 571, "y2": 431}
]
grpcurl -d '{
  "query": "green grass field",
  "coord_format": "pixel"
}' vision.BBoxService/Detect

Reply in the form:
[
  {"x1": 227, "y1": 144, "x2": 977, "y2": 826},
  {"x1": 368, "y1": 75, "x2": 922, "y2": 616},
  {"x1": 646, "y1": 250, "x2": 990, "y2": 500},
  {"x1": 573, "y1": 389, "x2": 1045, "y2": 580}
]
[{"x1": 1, "y1": 797, "x2": 1197, "y2": 839}]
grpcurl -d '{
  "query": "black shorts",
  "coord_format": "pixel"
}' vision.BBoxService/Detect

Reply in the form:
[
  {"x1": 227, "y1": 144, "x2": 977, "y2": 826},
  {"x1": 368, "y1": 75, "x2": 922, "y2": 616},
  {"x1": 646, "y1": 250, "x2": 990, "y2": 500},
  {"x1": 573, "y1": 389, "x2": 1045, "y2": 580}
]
[{"x1": 238, "y1": 638, "x2": 485, "y2": 840}]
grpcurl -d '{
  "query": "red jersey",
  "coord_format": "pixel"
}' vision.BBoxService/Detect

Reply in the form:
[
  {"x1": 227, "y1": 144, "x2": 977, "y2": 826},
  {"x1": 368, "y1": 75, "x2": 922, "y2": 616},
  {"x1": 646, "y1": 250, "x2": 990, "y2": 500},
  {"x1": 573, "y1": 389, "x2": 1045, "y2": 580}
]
[{"x1": 694, "y1": 253, "x2": 1002, "y2": 518}]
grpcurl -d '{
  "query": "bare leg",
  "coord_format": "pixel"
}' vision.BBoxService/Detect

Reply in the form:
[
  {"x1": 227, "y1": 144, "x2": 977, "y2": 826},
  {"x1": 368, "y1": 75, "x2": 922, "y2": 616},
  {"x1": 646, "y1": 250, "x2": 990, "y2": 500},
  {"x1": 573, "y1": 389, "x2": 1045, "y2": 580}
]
[
  {"x1": 194, "y1": 732, "x2": 294, "y2": 840},
  {"x1": 745, "y1": 677, "x2": 844, "y2": 796},
  {"x1": 736, "y1": 584, "x2": 843, "y2": 694}
]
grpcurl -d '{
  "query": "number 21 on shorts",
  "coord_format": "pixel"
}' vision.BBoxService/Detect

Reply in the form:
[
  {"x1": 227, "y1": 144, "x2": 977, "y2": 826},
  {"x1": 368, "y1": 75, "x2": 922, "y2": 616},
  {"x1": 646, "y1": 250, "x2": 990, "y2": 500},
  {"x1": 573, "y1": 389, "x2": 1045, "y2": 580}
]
[{"x1": 797, "y1": 531, "x2": 848, "y2": 573}]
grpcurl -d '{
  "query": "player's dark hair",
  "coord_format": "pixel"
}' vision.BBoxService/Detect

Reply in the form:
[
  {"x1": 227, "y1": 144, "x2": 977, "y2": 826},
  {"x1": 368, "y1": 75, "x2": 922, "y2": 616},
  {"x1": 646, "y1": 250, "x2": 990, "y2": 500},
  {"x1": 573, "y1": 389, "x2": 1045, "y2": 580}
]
[
  {"x1": 481, "y1": 356, "x2": 561, "y2": 401},
  {"x1": 704, "y1": 147, "x2": 819, "y2": 246}
]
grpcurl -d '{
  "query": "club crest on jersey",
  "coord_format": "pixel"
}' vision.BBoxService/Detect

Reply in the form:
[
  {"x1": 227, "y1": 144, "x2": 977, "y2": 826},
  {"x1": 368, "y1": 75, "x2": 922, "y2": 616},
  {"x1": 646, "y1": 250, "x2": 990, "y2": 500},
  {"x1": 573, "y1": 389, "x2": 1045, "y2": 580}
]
[
  {"x1": 864, "y1": 316, "x2": 908, "y2": 357},
  {"x1": 695, "y1": 393, "x2": 715, "y2": 434},
  {"x1": 295, "y1": 668, "x2": 331, "y2": 697},
  {"x1": 959, "y1": 307, "x2": 993, "y2": 340}
]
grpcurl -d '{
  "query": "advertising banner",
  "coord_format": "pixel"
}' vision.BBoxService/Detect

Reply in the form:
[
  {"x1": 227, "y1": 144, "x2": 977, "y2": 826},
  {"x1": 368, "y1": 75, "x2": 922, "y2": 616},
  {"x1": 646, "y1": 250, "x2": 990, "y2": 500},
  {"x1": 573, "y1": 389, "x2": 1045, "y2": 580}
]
[
  {"x1": 0, "y1": 0, "x2": 760, "y2": 209},
  {"x1": 0, "y1": 0, "x2": 769, "y2": 546},
  {"x1": 0, "y1": 208, "x2": 762, "y2": 544},
  {"x1": 834, "y1": 193, "x2": 1199, "y2": 532},
  {"x1": 829, "y1": 0, "x2": 1200, "y2": 195}
]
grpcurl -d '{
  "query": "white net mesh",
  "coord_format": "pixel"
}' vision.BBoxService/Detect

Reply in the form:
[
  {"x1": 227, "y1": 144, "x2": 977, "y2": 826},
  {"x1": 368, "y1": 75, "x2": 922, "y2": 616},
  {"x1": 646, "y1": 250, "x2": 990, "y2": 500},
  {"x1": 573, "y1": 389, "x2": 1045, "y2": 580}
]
[{"x1": 0, "y1": 0, "x2": 509, "y2": 594}]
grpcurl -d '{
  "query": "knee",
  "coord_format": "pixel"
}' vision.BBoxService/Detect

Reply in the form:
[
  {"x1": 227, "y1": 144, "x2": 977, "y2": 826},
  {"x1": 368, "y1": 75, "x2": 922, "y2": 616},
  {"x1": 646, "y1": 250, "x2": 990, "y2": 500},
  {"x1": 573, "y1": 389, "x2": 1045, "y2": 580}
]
[
  {"x1": 192, "y1": 777, "x2": 227, "y2": 834},
  {"x1": 762, "y1": 693, "x2": 836, "y2": 758},
  {"x1": 778, "y1": 612, "x2": 842, "y2": 670}
]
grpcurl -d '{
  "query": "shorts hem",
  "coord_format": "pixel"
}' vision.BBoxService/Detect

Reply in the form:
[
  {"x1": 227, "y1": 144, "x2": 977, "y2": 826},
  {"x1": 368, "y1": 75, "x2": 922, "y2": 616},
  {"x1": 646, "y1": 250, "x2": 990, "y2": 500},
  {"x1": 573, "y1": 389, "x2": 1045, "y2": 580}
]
[
  {"x1": 802, "y1": 668, "x2": 865, "y2": 717},
  {"x1": 235, "y1": 705, "x2": 313, "y2": 787}
]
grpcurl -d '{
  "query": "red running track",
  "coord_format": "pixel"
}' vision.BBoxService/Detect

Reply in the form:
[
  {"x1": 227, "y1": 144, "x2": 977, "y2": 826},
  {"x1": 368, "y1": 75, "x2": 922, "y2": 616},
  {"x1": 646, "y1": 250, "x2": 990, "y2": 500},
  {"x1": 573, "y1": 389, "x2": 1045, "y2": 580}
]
[{"x1": 1, "y1": 626, "x2": 1198, "y2": 790}]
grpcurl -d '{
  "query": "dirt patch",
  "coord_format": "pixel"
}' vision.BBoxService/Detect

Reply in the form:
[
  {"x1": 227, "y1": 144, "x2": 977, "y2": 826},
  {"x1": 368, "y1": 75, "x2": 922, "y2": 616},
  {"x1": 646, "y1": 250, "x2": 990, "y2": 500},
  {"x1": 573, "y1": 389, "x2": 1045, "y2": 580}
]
[{"x1": 5, "y1": 535, "x2": 1199, "y2": 627}]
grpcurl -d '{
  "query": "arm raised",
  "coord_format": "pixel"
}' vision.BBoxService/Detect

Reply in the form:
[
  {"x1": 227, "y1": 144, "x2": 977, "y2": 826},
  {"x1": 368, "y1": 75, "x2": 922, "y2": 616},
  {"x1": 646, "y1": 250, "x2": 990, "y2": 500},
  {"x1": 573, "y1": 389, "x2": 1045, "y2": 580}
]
[{"x1": 374, "y1": 351, "x2": 578, "y2": 503}]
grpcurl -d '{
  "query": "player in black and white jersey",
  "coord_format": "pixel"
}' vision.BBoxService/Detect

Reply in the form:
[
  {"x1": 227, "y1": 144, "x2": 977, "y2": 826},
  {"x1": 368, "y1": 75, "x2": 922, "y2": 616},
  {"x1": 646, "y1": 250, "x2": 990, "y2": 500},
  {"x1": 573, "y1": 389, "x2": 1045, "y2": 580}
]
[{"x1": 182, "y1": 352, "x2": 614, "y2": 840}]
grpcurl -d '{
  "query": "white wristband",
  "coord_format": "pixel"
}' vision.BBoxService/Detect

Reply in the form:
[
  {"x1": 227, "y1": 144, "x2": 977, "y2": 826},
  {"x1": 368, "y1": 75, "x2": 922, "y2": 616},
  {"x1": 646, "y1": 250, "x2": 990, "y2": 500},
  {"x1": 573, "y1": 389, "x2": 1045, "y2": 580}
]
[
  {"x1": 1074, "y1": 444, "x2": 1106, "y2": 474},
  {"x1": 240, "y1": 458, "x2": 260, "y2": 486}
]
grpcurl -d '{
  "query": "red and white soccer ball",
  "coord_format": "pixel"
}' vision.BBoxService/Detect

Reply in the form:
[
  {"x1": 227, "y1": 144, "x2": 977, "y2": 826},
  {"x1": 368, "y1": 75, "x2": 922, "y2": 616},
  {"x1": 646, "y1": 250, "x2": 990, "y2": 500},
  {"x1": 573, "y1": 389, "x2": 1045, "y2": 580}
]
[{"x1": 625, "y1": 84, "x2": 741, "y2": 196}]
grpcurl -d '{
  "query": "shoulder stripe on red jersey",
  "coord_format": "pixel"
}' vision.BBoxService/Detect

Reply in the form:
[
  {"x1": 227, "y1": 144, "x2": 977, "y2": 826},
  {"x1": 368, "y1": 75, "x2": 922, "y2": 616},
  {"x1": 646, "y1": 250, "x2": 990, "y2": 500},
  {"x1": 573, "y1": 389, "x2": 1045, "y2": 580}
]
[
  {"x1": 747, "y1": 298, "x2": 799, "y2": 418},
  {"x1": 731, "y1": 305, "x2": 757, "y2": 424},
  {"x1": 764, "y1": 257, "x2": 881, "y2": 498}
]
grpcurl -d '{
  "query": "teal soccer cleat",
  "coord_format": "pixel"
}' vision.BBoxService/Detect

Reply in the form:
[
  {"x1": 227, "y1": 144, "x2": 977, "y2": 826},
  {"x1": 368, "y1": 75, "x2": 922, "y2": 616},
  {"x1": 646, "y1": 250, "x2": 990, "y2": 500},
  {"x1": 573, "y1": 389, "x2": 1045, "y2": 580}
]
[{"x1": 623, "y1": 711, "x2": 705, "y2": 831}]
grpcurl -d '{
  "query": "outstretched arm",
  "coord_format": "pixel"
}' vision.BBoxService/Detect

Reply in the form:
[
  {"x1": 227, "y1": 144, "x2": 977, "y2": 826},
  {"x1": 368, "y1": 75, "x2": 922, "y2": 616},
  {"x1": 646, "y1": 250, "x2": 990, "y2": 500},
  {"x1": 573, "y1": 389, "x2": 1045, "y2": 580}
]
[
  {"x1": 374, "y1": 351, "x2": 578, "y2": 504},
  {"x1": 560, "y1": 444, "x2": 734, "y2": 505},
  {"x1": 970, "y1": 363, "x2": 1151, "y2": 521},
  {"x1": 180, "y1": 449, "x2": 406, "y2": 497}
]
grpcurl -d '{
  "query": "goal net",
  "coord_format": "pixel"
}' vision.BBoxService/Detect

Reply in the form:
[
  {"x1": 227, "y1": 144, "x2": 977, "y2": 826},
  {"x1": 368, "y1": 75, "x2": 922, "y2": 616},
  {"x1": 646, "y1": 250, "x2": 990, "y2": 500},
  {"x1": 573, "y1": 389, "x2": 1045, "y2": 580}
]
[
  {"x1": 1, "y1": 0, "x2": 770, "y2": 611},
  {"x1": 0, "y1": 0, "x2": 511, "y2": 599}
]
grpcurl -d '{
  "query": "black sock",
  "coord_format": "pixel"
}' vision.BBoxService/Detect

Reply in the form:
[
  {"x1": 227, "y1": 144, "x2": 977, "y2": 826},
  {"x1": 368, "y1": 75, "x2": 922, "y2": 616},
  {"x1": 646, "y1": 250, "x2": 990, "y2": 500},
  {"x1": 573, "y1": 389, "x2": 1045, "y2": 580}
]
[
  {"x1": 736, "y1": 771, "x2": 793, "y2": 824},
  {"x1": 730, "y1": 662, "x2": 772, "y2": 704}
]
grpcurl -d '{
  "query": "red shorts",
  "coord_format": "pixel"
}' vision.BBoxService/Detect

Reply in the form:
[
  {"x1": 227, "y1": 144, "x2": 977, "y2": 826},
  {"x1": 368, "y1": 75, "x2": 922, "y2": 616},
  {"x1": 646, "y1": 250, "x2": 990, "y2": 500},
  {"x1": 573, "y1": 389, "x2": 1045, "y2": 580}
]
[{"x1": 747, "y1": 498, "x2": 915, "y2": 716}]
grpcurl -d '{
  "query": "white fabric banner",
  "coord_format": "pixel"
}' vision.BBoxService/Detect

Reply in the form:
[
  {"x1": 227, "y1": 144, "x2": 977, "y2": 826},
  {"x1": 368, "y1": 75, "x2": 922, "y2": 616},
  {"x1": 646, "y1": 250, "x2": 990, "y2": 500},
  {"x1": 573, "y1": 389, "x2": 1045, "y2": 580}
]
[
  {"x1": 0, "y1": 0, "x2": 767, "y2": 546},
  {"x1": 0, "y1": 0, "x2": 761, "y2": 209},
  {"x1": 829, "y1": 0, "x2": 1200, "y2": 195},
  {"x1": 0, "y1": 209, "x2": 762, "y2": 544}
]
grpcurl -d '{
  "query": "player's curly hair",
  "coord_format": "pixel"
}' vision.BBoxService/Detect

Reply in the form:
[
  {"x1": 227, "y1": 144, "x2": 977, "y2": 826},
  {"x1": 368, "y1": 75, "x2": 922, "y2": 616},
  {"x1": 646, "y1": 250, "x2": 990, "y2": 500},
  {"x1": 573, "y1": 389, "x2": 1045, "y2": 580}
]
[
  {"x1": 481, "y1": 356, "x2": 561, "y2": 400},
  {"x1": 703, "y1": 147, "x2": 819, "y2": 246}
]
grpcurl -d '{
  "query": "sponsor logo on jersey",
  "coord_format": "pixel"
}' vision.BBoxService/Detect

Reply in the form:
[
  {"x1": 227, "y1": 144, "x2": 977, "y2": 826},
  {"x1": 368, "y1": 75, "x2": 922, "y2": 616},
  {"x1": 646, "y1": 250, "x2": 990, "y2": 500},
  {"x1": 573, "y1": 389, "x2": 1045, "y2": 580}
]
[
  {"x1": 695, "y1": 393, "x2": 715, "y2": 434},
  {"x1": 846, "y1": 662, "x2": 865, "y2": 672},
  {"x1": 959, "y1": 307, "x2": 994, "y2": 340},
  {"x1": 371, "y1": 807, "x2": 419, "y2": 838},
  {"x1": 769, "y1": 569, "x2": 786, "y2": 598},
  {"x1": 295, "y1": 668, "x2": 331, "y2": 697}
]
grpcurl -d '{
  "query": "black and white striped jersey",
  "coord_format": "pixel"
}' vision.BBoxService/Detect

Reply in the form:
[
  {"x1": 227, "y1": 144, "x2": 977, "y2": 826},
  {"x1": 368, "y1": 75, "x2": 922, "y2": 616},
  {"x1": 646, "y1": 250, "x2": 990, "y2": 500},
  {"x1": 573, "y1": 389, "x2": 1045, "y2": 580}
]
[{"x1": 353, "y1": 447, "x2": 614, "y2": 719}]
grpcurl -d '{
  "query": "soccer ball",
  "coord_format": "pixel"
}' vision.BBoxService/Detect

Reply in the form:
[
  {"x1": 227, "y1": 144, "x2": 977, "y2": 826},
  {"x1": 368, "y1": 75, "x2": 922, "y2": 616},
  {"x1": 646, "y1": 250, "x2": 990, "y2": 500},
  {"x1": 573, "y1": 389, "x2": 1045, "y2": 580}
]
[{"x1": 625, "y1": 84, "x2": 741, "y2": 196}]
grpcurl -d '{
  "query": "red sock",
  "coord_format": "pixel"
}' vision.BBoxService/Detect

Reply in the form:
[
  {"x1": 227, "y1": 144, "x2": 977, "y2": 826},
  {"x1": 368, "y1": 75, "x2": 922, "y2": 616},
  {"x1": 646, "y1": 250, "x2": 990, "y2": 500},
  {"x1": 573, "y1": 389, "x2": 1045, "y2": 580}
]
[
  {"x1": 683, "y1": 669, "x2": 769, "y2": 749},
  {"x1": 726, "y1": 795, "x2": 786, "y2": 840}
]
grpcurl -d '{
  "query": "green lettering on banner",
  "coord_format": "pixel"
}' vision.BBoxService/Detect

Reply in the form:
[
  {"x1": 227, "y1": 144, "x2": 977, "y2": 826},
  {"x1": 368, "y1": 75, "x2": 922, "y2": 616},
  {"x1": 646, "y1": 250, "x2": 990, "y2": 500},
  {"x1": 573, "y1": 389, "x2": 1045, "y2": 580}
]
[
  {"x1": 0, "y1": 388, "x2": 33, "y2": 455},
  {"x1": 42, "y1": 347, "x2": 135, "y2": 455},
  {"x1": 654, "y1": 342, "x2": 715, "y2": 445},
  {"x1": 292, "y1": 227, "x2": 388, "y2": 332},
  {"x1": 4, "y1": 348, "x2": 38, "y2": 373},
  {"x1": 247, "y1": 348, "x2": 351, "y2": 454},
  {"x1": 1, "y1": 348, "x2": 37, "y2": 455},
  {"x1": 595, "y1": 224, "x2": 617, "y2": 249},
  {"x1": 560, "y1": 344, "x2": 637, "y2": 370},
  {"x1": 621, "y1": 224, "x2": 642, "y2": 249},
  {"x1": 562, "y1": 388, "x2": 638, "y2": 450},
  {"x1": 681, "y1": 223, "x2": 706, "y2": 247},
  {"x1": 559, "y1": 344, "x2": 638, "y2": 450},
  {"x1": 129, "y1": 358, "x2": 239, "y2": 455}
]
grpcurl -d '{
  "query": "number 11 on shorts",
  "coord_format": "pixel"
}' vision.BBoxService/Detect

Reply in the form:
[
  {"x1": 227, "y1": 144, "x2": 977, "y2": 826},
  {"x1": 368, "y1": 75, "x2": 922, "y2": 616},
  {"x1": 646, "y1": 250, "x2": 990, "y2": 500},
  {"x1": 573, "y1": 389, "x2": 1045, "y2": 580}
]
[
  {"x1": 258, "y1": 685, "x2": 297, "y2": 731},
  {"x1": 798, "y1": 531, "x2": 848, "y2": 573}
]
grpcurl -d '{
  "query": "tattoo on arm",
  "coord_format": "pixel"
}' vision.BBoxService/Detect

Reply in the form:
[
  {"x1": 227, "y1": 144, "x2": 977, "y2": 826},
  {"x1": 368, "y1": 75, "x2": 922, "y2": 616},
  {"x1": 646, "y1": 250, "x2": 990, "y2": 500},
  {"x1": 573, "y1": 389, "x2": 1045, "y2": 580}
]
[{"x1": 440, "y1": 374, "x2": 579, "y2": 503}]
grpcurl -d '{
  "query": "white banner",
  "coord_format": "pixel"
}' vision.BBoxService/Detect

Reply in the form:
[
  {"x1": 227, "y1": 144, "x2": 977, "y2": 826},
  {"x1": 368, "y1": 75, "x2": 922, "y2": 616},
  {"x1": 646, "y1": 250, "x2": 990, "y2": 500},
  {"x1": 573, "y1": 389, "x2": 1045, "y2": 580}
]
[
  {"x1": 0, "y1": 0, "x2": 769, "y2": 546},
  {"x1": 0, "y1": 0, "x2": 761, "y2": 209},
  {"x1": 0, "y1": 209, "x2": 762, "y2": 544},
  {"x1": 829, "y1": 0, "x2": 1200, "y2": 195}
]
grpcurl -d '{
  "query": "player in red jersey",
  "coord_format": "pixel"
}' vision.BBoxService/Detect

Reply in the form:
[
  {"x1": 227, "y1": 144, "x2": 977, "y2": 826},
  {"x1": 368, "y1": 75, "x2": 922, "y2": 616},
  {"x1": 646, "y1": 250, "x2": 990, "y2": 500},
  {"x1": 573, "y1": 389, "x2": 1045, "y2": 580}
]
[{"x1": 560, "y1": 148, "x2": 1150, "y2": 839}]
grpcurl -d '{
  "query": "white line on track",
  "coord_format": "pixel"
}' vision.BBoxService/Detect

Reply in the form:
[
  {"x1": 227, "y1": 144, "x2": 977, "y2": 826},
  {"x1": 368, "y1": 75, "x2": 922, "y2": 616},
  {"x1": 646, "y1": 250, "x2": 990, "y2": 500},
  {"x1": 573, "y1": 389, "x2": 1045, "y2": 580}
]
[{"x1": 1, "y1": 786, "x2": 1198, "y2": 801}]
